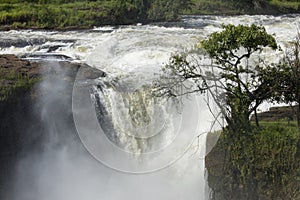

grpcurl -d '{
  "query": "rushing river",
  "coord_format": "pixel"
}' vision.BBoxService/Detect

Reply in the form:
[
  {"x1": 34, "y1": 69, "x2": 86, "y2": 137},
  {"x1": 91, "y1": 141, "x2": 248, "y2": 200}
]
[{"x1": 0, "y1": 15, "x2": 299, "y2": 200}]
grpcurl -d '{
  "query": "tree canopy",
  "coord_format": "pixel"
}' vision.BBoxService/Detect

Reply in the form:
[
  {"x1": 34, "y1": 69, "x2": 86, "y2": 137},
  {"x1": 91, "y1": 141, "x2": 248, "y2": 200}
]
[
  {"x1": 201, "y1": 24, "x2": 277, "y2": 65},
  {"x1": 262, "y1": 33, "x2": 300, "y2": 129},
  {"x1": 154, "y1": 24, "x2": 279, "y2": 133}
]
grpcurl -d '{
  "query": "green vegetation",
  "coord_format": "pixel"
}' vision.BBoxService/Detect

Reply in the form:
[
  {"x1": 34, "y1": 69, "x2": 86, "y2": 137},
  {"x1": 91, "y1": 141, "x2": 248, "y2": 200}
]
[
  {"x1": 155, "y1": 24, "x2": 300, "y2": 198},
  {"x1": 206, "y1": 122, "x2": 300, "y2": 199},
  {"x1": 154, "y1": 24, "x2": 280, "y2": 133},
  {"x1": 185, "y1": 0, "x2": 250, "y2": 15},
  {"x1": 270, "y1": 0, "x2": 300, "y2": 11},
  {"x1": 201, "y1": 24, "x2": 278, "y2": 131},
  {"x1": 0, "y1": 0, "x2": 192, "y2": 29},
  {"x1": 0, "y1": 0, "x2": 299, "y2": 29},
  {"x1": 0, "y1": 1, "x2": 121, "y2": 28},
  {"x1": 264, "y1": 33, "x2": 300, "y2": 129},
  {"x1": 187, "y1": 0, "x2": 300, "y2": 15},
  {"x1": 155, "y1": 23, "x2": 300, "y2": 131},
  {"x1": 0, "y1": 68, "x2": 38, "y2": 101}
]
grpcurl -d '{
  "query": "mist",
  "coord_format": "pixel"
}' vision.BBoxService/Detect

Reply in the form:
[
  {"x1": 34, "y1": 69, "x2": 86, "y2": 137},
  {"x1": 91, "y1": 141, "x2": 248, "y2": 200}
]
[{"x1": 6, "y1": 60, "x2": 209, "y2": 200}]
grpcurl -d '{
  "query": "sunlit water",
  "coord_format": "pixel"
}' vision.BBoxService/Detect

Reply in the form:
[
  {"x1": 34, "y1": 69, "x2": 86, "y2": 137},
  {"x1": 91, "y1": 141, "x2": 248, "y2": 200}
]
[{"x1": 0, "y1": 15, "x2": 299, "y2": 200}]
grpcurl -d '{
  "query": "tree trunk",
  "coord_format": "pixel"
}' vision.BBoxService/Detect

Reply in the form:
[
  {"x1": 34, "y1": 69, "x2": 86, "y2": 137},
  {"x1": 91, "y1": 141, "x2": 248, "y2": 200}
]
[
  {"x1": 254, "y1": 109, "x2": 259, "y2": 127},
  {"x1": 297, "y1": 104, "x2": 300, "y2": 130}
]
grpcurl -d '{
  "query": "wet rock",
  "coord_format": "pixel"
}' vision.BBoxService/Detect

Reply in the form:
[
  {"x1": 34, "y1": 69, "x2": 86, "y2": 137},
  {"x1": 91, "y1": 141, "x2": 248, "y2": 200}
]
[
  {"x1": 0, "y1": 38, "x2": 47, "y2": 48},
  {"x1": 75, "y1": 63, "x2": 106, "y2": 80}
]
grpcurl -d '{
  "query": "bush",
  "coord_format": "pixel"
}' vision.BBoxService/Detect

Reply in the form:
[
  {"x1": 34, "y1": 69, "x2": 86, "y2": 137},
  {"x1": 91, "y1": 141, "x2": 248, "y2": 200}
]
[{"x1": 206, "y1": 123, "x2": 300, "y2": 199}]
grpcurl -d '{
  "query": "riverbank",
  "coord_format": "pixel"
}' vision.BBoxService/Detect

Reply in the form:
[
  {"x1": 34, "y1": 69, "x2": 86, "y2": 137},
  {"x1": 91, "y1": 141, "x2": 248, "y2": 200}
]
[
  {"x1": 0, "y1": 0, "x2": 299, "y2": 30},
  {"x1": 0, "y1": 0, "x2": 187, "y2": 29},
  {"x1": 187, "y1": 0, "x2": 300, "y2": 15}
]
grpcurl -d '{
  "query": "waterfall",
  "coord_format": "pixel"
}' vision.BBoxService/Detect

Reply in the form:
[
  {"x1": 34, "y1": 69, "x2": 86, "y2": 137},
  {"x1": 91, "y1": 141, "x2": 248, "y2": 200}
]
[
  {"x1": 91, "y1": 80, "x2": 179, "y2": 154},
  {"x1": 72, "y1": 68, "x2": 203, "y2": 174},
  {"x1": 0, "y1": 14, "x2": 299, "y2": 200}
]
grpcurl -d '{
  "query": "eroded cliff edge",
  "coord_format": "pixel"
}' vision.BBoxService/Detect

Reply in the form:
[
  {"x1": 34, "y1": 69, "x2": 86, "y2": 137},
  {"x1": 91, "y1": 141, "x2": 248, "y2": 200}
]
[{"x1": 0, "y1": 54, "x2": 105, "y2": 198}]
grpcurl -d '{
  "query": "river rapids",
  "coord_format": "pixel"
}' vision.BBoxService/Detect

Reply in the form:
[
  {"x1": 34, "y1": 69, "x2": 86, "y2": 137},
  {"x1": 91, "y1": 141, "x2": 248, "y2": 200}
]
[{"x1": 0, "y1": 15, "x2": 299, "y2": 200}]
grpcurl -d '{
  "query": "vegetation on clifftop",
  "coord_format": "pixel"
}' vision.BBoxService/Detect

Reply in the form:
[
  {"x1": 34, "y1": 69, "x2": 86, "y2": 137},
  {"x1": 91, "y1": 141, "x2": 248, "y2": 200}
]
[
  {"x1": 187, "y1": 0, "x2": 300, "y2": 15},
  {"x1": 0, "y1": 0, "x2": 192, "y2": 29},
  {"x1": 0, "y1": 55, "x2": 40, "y2": 102},
  {"x1": 206, "y1": 122, "x2": 300, "y2": 199},
  {"x1": 154, "y1": 22, "x2": 300, "y2": 198},
  {"x1": 0, "y1": 0, "x2": 299, "y2": 29}
]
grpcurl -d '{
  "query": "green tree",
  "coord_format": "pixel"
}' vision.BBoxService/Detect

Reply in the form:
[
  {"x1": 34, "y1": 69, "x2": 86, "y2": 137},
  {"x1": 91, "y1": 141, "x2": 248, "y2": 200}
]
[
  {"x1": 265, "y1": 33, "x2": 300, "y2": 129},
  {"x1": 201, "y1": 24, "x2": 278, "y2": 131},
  {"x1": 154, "y1": 24, "x2": 278, "y2": 134},
  {"x1": 147, "y1": 0, "x2": 193, "y2": 21}
]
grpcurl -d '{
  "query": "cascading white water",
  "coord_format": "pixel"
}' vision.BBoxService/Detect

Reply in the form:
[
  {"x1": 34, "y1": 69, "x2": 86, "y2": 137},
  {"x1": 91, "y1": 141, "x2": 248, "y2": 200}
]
[
  {"x1": 91, "y1": 81, "x2": 180, "y2": 154},
  {"x1": 1, "y1": 15, "x2": 300, "y2": 200}
]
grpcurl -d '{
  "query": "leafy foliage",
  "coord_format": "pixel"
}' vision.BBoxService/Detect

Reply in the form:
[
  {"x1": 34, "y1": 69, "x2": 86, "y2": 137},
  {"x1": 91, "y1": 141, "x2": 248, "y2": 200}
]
[
  {"x1": 200, "y1": 24, "x2": 278, "y2": 131},
  {"x1": 187, "y1": 0, "x2": 300, "y2": 15},
  {"x1": 261, "y1": 33, "x2": 300, "y2": 129},
  {"x1": 154, "y1": 24, "x2": 279, "y2": 134},
  {"x1": 0, "y1": 0, "x2": 194, "y2": 28},
  {"x1": 0, "y1": 68, "x2": 38, "y2": 102},
  {"x1": 201, "y1": 24, "x2": 277, "y2": 64},
  {"x1": 148, "y1": 0, "x2": 193, "y2": 21},
  {"x1": 206, "y1": 122, "x2": 300, "y2": 200}
]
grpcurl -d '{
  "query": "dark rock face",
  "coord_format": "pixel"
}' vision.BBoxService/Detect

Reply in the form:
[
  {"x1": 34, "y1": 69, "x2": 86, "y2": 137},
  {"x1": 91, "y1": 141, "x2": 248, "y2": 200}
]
[
  {"x1": 0, "y1": 38, "x2": 48, "y2": 49},
  {"x1": 0, "y1": 54, "x2": 40, "y2": 77},
  {"x1": 0, "y1": 54, "x2": 41, "y2": 101},
  {"x1": 0, "y1": 54, "x2": 42, "y2": 155},
  {"x1": 0, "y1": 55, "x2": 105, "y2": 199}
]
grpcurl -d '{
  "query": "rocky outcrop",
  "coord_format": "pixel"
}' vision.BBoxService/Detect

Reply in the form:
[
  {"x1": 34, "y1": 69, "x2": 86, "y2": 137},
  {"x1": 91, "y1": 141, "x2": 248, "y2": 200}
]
[
  {"x1": 0, "y1": 54, "x2": 40, "y2": 76},
  {"x1": 0, "y1": 54, "x2": 40, "y2": 101}
]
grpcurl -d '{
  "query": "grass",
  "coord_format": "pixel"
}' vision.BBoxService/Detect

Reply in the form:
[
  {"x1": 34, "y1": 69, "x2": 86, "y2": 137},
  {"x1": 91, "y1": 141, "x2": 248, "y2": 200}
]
[
  {"x1": 0, "y1": 68, "x2": 38, "y2": 102},
  {"x1": 0, "y1": 1, "x2": 123, "y2": 29},
  {"x1": 184, "y1": 0, "x2": 246, "y2": 15},
  {"x1": 270, "y1": 0, "x2": 300, "y2": 10},
  {"x1": 206, "y1": 121, "x2": 300, "y2": 199},
  {"x1": 185, "y1": 0, "x2": 300, "y2": 15},
  {"x1": 0, "y1": 0, "x2": 299, "y2": 29}
]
